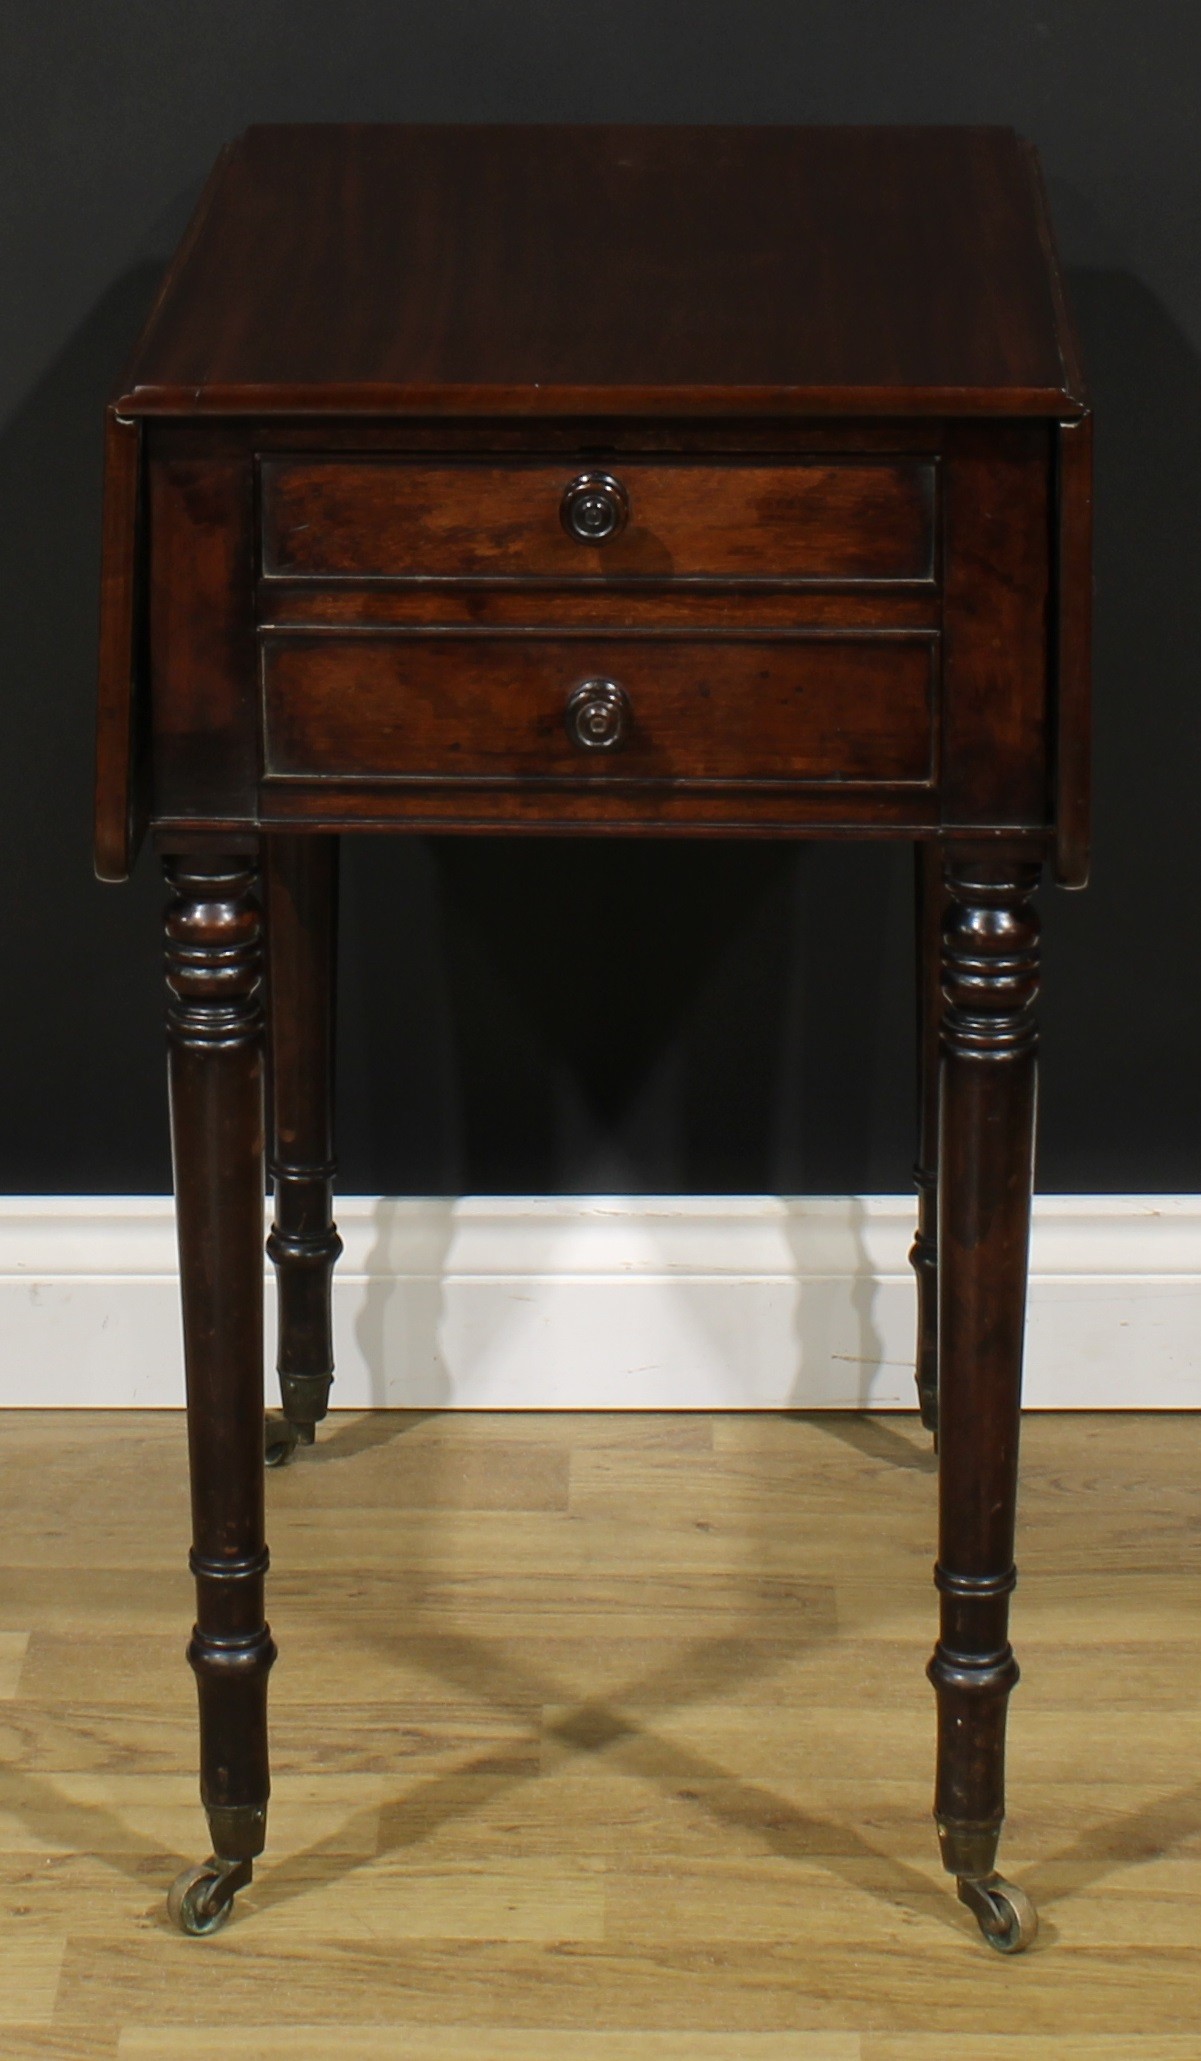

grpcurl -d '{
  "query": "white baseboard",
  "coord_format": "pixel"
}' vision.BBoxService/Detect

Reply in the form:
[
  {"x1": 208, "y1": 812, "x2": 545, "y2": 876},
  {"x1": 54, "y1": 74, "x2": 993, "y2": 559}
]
[{"x1": 0, "y1": 1194, "x2": 1198, "y2": 1410}]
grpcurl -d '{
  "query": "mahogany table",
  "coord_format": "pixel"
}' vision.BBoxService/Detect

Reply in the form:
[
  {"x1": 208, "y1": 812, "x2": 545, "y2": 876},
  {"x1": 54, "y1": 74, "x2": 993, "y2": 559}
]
[{"x1": 95, "y1": 124, "x2": 1092, "y2": 1949}]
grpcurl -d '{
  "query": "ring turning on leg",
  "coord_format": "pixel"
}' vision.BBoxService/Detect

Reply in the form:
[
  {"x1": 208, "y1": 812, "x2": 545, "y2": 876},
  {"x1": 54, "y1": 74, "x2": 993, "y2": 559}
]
[
  {"x1": 265, "y1": 835, "x2": 341, "y2": 1464},
  {"x1": 929, "y1": 859, "x2": 1040, "y2": 1951},
  {"x1": 165, "y1": 856, "x2": 275, "y2": 1932},
  {"x1": 909, "y1": 842, "x2": 943, "y2": 1437}
]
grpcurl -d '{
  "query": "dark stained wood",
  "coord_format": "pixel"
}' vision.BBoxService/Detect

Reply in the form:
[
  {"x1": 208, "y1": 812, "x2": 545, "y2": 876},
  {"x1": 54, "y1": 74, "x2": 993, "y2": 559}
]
[
  {"x1": 261, "y1": 456, "x2": 937, "y2": 585},
  {"x1": 263, "y1": 577, "x2": 947, "y2": 630},
  {"x1": 114, "y1": 126, "x2": 1085, "y2": 420},
  {"x1": 258, "y1": 581, "x2": 943, "y2": 633},
  {"x1": 930, "y1": 857, "x2": 1040, "y2": 1888},
  {"x1": 148, "y1": 456, "x2": 257, "y2": 829},
  {"x1": 93, "y1": 124, "x2": 1092, "y2": 1948},
  {"x1": 254, "y1": 781, "x2": 944, "y2": 837},
  {"x1": 164, "y1": 856, "x2": 274, "y2": 1870},
  {"x1": 132, "y1": 418, "x2": 1070, "y2": 846},
  {"x1": 1021, "y1": 138, "x2": 1089, "y2": 410},
  {"x1": 940, "y1": 423, "x2": 1052, "y2": 829},
  {"x1": 909, "y1": 841, "x2": 943, "y2": 1433},
  {"x1": 94, "y1": 410, "x2": 147, "y2": 881},
  {"x1": 260, "y1": 632, "x2": 938, "y2": 789},
  {"x1": 95, "y1": 141, "x2": 244, "y2": 879},
  {"x1": 164, "y1": 415, "x2": 958, "y2": 459},
  {"x1": 265, "y1": 834, "x2": 342, "y2": 1447},
  {"x1": 1053, "y1": 414, "x2": 1094, "y2": 886}
]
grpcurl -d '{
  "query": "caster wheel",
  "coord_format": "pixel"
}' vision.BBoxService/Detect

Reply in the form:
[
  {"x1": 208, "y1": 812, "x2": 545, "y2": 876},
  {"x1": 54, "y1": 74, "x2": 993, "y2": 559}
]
[
  {"x1": 167, "y1": 1855, "x2": 251, "y2": 1936},
  {"x1": 958, "y1": 1873, "x2": 1038, "y2": 1954},
  {"x1": 265, "y1": 1415, "x2": 299, "y2": 1469},
  {"x1": 266, "y1": 1415, "x2": 317, "y2": 1468}
]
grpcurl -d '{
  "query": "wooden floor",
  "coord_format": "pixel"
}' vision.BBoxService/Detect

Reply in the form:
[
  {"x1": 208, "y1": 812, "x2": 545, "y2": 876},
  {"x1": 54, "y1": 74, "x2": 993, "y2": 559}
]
[{"x1": 1, "y1": 1407, "x2": 1199, "y2": 2058}]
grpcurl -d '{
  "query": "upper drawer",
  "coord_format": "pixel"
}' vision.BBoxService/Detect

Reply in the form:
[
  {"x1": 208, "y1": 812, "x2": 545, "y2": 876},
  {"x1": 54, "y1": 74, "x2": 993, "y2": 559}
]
[{"x1": 259, "y1": 457, "x2": 937, "y2": 586}]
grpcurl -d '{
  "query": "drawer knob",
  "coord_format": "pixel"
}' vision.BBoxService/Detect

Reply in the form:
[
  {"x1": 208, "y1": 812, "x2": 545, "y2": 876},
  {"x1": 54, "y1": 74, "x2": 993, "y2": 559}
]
[
  {"x1": 565, "y1": 678, "x2": 630, "y2": 751},
  {"x1": 561, "y1": 472, "x2": 629, "y2": 544}
]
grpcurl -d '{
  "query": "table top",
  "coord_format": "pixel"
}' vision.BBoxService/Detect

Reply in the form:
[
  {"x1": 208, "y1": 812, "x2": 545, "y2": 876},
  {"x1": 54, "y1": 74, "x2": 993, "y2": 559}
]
[{"x1": 114, "y1": 124, "x2": 1085, "y2": 420}]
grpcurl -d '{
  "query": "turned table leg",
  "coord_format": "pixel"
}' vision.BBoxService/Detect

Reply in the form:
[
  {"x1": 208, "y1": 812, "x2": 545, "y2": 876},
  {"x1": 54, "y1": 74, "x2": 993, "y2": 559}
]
[
  {"x1": 909, "y1": 840, "x2": 942, "y2": 1436},
  {"x1": 264, "y1": 834, "x2": 342, "y2": 1467},
  {"x1": 164, "y1": 855, "x2": 275, "y2": 1935},
  {"x1": 928, "y1": 858, "x2": 1040, "y2": 1954}
]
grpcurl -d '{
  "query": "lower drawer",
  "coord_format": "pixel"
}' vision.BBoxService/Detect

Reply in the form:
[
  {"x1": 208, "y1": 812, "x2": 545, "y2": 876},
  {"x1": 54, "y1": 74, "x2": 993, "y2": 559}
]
[{"x1": 261, "y1": 633, "x2": 937, "y2": 788}]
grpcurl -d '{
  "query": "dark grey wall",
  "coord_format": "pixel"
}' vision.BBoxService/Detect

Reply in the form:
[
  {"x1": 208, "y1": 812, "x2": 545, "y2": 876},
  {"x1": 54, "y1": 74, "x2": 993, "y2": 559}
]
[{"x1": 3, "y1": 2, "x2": 1199, "y2": 1194}]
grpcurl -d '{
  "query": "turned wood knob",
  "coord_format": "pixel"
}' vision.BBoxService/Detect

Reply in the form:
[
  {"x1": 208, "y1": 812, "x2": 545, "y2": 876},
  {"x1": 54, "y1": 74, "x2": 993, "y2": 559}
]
[
  {"x1": 560, "y1": 472, "x2": 629, "y2": 543},
  {"x1": 564, "y1": 678, "x2": 630, "y2": 751}
]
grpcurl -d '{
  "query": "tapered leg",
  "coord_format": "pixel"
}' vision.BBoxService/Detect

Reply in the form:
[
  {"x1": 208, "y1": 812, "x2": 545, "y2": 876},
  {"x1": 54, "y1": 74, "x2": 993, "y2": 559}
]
[
  {"x1": 928, "y1": 858, "x2": 1040, "y2": 1954},
  {"x1": 264, "y1": 834, "x2": 341, "y2": 1464},
  {"x1": 909, "y1": 841, "x2": 942, "y2": 1435},
  {"x1": 164, "y1": 855, "x2": 275, "y2": 1935}
]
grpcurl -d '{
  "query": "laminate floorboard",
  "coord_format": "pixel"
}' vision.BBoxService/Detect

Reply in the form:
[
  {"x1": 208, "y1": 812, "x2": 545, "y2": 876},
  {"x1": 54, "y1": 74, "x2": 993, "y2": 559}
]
[{"x1": 0, "y1": 1409, "x2": 1198, "y2": 2057}]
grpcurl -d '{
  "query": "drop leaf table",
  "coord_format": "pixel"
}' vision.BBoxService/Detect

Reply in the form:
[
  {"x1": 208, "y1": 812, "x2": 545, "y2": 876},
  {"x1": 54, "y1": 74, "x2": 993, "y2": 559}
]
[{"x1": 94, "y1": 124, "x2": 1092, "y2": 1948}]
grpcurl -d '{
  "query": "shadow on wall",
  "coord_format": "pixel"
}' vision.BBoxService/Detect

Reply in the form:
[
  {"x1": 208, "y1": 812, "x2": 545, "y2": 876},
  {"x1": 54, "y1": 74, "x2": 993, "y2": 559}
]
[
  {"x1": 337, "y1": 832, "x2": 912, "y2": 1196},
  {"x1": 333, "y1": 1193, "x2": 903, "y2": 1415},
  {"x1": 1039, "y1": 267, "x2": 1201, "y2": 1189},
  {"x1": 0, "y1": 263, "x2": 169, "y2": 1191},
  {"x1": 354, "y1": 1195, "x2": 455, "y2": 1412},
  {"x1": 782, "y1": 1193, "x2": 889, "y2": 1412}
]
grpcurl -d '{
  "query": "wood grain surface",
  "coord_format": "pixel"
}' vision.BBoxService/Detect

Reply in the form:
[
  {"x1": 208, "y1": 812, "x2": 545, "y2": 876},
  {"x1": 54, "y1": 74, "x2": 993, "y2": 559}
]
[
  {"x1": 95, "y1": 134, "x2": 1090, "y2": 880},
  {"x1": 93, "y1": 411, "x2": 146, "y2": 883},
  {"x1": 260, "y1": 632, "x2": 938, "y2": 788},
  {"x1": 0, "y1": 1409, "x2": 1197, "y2": 2055},
  {"x1": 114, "y1": 126, "x2": 1084, "y2": 418},
  {"x1": 260, "y1": 458, "x2": 937, "y2": 585}
]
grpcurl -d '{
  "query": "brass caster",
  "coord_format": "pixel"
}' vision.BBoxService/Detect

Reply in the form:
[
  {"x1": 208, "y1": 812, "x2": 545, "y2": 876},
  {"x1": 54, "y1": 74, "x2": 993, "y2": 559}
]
[
  {"x1": 958, "y1": 1873, "x2": 1039, "y2": 1954},
  {"x1": 265, "y1": 1415, "x2": 298, "y2": 1468},
  {"x1": 167, "y1": 1854, "x2": 252, "y2": 1936},
  {"x1": 265, "y1": 1415, "x2": 315, "y2": 1468}
]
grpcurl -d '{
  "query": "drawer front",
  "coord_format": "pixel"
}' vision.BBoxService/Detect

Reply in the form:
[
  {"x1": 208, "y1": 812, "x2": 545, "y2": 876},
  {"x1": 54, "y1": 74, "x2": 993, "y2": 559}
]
[
  {"x1": 261, "y1": 634, "x2": 936, "y2": 788},
  {"x1": 260, "y1": 458, "x2": 936, "y2": 585}
]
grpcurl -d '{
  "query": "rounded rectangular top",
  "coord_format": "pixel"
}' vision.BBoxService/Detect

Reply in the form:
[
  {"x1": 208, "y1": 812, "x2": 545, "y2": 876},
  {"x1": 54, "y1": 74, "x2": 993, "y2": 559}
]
[{"x1": 117, "y1": 123, "x2": 1085, "y2": 417}]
